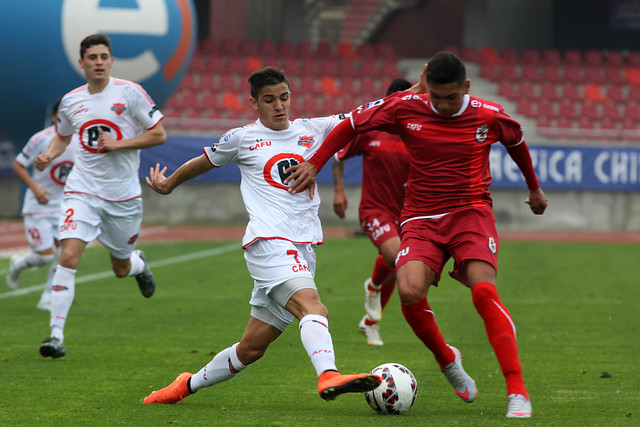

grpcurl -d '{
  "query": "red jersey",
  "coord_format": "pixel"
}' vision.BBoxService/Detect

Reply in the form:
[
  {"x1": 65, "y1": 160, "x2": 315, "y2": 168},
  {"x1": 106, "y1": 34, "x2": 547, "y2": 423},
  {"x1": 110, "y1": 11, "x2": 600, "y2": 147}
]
[
  {"x1": 336, "y1": 130, "x2": 408, "y2": 222},
  {"x1": 350, "y1": 91, "x2": 523, "y2": 221}
]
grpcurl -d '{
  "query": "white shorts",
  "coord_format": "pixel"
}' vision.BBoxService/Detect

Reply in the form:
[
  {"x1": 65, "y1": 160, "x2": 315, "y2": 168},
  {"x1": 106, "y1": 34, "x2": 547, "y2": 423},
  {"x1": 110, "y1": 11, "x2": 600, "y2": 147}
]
[
  {"x1": 58, "y1": 193, "x2": 143, "y2": 259},
  {"x1": 245, "y1": 239, "x2": 318, "y2": 329},
  {"x1": 23, "y1": 214, "x2": 59, "y2": 252}
]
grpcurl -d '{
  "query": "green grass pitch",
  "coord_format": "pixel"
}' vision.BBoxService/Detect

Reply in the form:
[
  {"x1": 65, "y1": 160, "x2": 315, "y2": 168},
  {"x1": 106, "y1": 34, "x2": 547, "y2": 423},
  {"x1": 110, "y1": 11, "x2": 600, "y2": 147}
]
[{"x1": 0, "y1": 236, "x2": 638, "y2": 426}]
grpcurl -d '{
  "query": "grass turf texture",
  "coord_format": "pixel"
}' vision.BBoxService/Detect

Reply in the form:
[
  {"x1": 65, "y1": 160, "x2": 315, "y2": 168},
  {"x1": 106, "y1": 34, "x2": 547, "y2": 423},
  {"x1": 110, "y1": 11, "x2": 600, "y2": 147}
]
[{"x1": 0, "y1": 237, "x2": 638, "y2": 426}]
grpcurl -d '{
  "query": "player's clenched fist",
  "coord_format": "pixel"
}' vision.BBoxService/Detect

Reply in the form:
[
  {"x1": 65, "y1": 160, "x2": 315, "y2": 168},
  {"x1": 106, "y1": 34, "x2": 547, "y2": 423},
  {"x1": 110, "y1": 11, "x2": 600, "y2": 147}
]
[{"x1": 35, "y1": 153, "x2": 51, "y2": 171}]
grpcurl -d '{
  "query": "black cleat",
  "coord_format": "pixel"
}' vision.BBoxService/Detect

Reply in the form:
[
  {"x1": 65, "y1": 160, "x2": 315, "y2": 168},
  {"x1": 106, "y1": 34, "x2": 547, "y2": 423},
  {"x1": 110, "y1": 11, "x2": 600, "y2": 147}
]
[
  {"x1": 134, "y1": 250, "x2": 155, "y2": 298},
  {"x1": 40, "y1": 337, "x2": 66, "y2": 359}
]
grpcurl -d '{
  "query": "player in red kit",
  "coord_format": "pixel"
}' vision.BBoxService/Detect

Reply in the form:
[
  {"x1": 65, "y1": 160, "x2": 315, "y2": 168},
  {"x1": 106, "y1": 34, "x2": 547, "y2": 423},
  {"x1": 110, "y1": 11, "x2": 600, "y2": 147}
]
[
  {"x1": 286, "y1": 52, "x2": 547, "y2": 419},
  {"x1": 332, "y1": 78, "x2": 412, "y2": 346}
]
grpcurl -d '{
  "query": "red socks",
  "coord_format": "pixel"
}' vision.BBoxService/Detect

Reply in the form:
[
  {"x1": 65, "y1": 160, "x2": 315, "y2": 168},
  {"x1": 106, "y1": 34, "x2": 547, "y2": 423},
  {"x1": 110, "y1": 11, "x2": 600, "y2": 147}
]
[
  {"x1": 371, "y1": 255, "x2": 393, "y2": 285},
  {"x1": 401, "y1": 298, "x2": 454, "y2": 369},
  {"x1": 472, "y1": 282, "x2": 528, "y2": 398}
]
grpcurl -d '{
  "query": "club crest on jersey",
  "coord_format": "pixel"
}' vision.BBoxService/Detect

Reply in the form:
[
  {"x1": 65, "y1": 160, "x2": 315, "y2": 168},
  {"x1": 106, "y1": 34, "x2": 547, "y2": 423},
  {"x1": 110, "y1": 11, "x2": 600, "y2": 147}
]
[
  {"x1": 298, "y1": 135, "x2": 314, "y2": 147},
  {"x1": 476, "y1": 123, "x2": 489, "y2": 143},
  {"x1": 487, "y1": 236, "x2": 497, "y2": 254},
  {"x1": 111, "y1": 103, "x2": 126, "y2": 116}
]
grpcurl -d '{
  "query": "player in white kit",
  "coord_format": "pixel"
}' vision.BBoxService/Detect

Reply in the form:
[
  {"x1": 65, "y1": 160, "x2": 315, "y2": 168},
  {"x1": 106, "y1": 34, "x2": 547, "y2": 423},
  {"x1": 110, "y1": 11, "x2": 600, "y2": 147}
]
[
  {"x1": 35, "y1": 34, "x2": 166, "y2": 358},
  {"x1": 142, "y1": 67, "x2": 381, "y2": 405},
  {"x1": 7, "y1": 98, "x2": 76, "y2": 311}
]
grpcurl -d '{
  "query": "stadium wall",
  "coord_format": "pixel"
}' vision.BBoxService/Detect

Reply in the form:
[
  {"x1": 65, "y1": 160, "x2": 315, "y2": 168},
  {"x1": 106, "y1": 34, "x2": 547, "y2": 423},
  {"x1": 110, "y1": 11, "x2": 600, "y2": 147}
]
[{"x1": 3, "y1": 177, "x2": 639, "y2": 232}]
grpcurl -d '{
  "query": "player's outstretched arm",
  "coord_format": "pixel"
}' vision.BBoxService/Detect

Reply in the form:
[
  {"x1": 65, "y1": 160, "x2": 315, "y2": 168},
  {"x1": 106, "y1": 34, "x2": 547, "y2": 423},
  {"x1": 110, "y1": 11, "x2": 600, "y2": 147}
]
[
  {"x1": 146, "y1": 154, "x2": 214, "y2": 195},
  {"x1": 332, "y1": 158, "x2": 348, "y2": 219}
]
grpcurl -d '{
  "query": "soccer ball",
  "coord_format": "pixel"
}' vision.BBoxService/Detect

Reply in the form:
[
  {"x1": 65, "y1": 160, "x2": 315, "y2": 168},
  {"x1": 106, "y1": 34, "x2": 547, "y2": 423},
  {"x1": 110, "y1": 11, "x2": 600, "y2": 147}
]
[{"x1": 365, "y1": 363, "x2": 418, "y2": 415}]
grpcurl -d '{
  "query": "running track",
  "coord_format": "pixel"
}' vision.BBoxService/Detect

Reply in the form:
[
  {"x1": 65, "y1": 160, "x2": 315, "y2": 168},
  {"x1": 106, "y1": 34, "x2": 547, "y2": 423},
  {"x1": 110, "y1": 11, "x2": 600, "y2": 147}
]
[{"x1": 1, "y1": 220, "x2": 640, "y2": 256}]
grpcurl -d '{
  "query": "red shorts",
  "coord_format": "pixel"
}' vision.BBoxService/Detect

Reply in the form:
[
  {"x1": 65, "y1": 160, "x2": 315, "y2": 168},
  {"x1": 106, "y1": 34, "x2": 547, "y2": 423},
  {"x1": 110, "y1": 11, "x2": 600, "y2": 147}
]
[
  {"x1": 396, "y1": 207, "x2": 498, "y2": 284},
  {"x1": 360, "y1": 210, "x2": 401, "y2": 250}
]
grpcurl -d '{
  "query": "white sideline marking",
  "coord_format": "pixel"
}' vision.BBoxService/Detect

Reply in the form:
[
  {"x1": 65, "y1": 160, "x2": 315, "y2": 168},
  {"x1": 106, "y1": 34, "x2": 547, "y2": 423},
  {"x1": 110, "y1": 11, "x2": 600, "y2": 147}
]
[{"x1": 0, "y1": 243, "x2": 239, "y2": 300}]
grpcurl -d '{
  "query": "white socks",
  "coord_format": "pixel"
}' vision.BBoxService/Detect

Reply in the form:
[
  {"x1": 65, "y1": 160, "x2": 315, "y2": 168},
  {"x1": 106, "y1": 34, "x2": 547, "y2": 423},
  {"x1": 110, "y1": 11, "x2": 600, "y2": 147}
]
[
  {"x1": 49, "y1": 265, "x2": 77, "y2": 342},
  {"x1": 14, "y1": 251, "x2": 55, "y2": 271},
  {"x1": 190, "y1": 343, "x2": 248, "y2": 392},
  {"x1": 299, "y1": 314, "x2": 337, "y2": 376},
  {"x1": 127, "y1": 251, "x2": 145, "y2": 276}
]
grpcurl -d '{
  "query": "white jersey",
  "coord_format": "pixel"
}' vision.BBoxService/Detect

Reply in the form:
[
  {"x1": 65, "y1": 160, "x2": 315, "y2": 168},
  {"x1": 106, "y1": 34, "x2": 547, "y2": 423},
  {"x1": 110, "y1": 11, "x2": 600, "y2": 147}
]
[
  {"x1": 15, "y1": 125, "x2": 77, "y2": 216},
  {"x1": 203, "y1": 116, "x2": 346, "y2": 248},
  {"x1": 57, "y1": 77, "x2": 163, "y2": 201}
]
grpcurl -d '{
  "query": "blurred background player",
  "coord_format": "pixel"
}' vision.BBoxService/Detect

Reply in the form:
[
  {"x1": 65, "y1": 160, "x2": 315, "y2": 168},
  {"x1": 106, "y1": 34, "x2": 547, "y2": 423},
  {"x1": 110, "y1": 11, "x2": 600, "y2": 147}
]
[
  {"x1": 35, "y1": 33, "x2": 166, "y2": 359},
  {"x1": 142, "y1": 67, "x2": 381, "y2": 405},
  {"x1": 331, "y1": 78, "x2": 412, "y2": 345},
  {"x1": 286, "y1": 52, "x2": 547, "y2": 418},
  {"x1": 7, "y1": 98, "x2": 76, "y2": 311}
]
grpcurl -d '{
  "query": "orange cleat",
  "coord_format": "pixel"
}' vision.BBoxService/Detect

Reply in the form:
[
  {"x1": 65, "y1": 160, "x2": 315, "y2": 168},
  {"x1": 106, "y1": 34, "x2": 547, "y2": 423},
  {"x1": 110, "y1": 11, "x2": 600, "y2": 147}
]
[
  {"x1": 143, "y1": 372, "x2": 193, "y2": 404},
  {"x1": 318, "y1": 370, "x2": 382, "y2": 401}
]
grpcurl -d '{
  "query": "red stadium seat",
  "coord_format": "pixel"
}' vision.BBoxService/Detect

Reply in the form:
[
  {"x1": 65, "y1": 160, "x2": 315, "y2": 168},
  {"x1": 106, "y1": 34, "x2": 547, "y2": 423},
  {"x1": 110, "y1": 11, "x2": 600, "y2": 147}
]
[
  {"x1": 625, "y1": 67, "x2": 640, "y2": 86},
  {"x1": 584, "y1": 50, "x2": 603, "y2": 66},
  {"x1": 580, "y1": 101, "x2": 599, "y2": 120},
  {"x1": 516, "y1": 98, "x2": 536, "y2": 117},
  {"x1": 337, "y1": 59, "x2": 359, "y2": 78},
  {"x1": 563, "y1": 65, "x2": 585, "y2": 84},
  {"x1": 521, "y1": 48, "x2": 540, "y2": 64},
  {"x1": 584, "y1": 66, "x2": 606, "y2": 84},
  {"x1": 604, "y1": 66, "x2": 627, "y2": 85},
  {"x1": 500, "y1": 63, "x2": 519, "y2": 80},
  {"x1": 564, "y1": 49, "x2": 582, "y2": 65},
  {"x1": 607, "y1": 50, "x2": 625, "y2": 66},
  {"x1": 498, "y1": 81, "x2": 517, "y2": 100},
  {"x1": 500, "y1": 48, "x2": 519, "y2": 63},
  {"x1": 562, "y1": 84, "x2": 582, "y2": 102},
  {"x1": 460, "y1": 46, "x2": 480, "y2": 62},
  {"x1": 521, "y1": 64, "x2": 541, "y2": 81},
  {"x1": 628, "y1": 51, "x2": 640, "y2": 66},
  {"x1": 578, "y1": 116, "x2": 595, "y2": 129},
  {"x1": 540, "y1": 82, "x2": 560, "y2": 101},
  {"x1": 559, "y1": 99, "x2": 579, "y2": 120},
  {"x1": 542, "y1": 49, "x2": 562, "y2": 65},
  {"x1": 519, "y1": 80, "x2": 537, "y2": 98},
  {"x1": 602, "y1": 101, "x2": 621, "y2": 121},
  {"x1": 480, "y1": 63, "x2": 500, "y2": 80},
  {"x1": 538, "y1": 98, "x2": 556, "y2": 116},
  {"x1": 480, "y1": 46, "x2": 501, "y2": 64},
  {"x1": 542, "y1": 65, "x2": 563, "y2": 83},
  {"x1": 584, "y1": 84, "x2": 606, "y2": 103},
  {"x1": 605, "y1": 84, "x2": 625, "y2": 103}
]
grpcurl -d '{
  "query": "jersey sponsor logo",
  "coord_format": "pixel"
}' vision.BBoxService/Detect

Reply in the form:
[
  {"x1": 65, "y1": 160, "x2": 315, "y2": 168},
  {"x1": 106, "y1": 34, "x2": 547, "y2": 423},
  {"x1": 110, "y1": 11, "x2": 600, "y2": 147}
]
[
  {"x1": 298, "y1": 135, "x2": 314, "y2": 147},
  {"x1": 79, "y1": 119, "x2": 123, "y2": 153},
  {"x1": 263, "y1": 153, "x2": 305, "y2": 190},
  {"x1": 249, "y1": 139, "x2": 272, "y2": 151},
  {"x1": 401, "y1": 94, "x2": 421, "y2": 101},
  {"x1": 395, "y1": 247, "x2": 410, "y2": 265},
  {"x1": 471, "y1": 99, "x2": 499, "y2": 112},
  {"x1": 487, "y1": 236, "x2": 497, "y2": 254},
  {"x1": 476, "y1": 123, "x2": 489, "y2": 143},
  {"x1": 363, "y1": 99, "x2": 384, "y2": 110},
  {"x1": 72, "y1": 105, "x2": 89, "y2": 117},
  {"x1": 148, "y1": 105, "x2": 158, "y2": 118},
  {"x1": 407, "y1": 123, "x2": 422, "y2": 131},
  {"x1": 50, "y1": 160, "x2": 74, "y2": 185},
  {"x1": 111, "y1": 102, "x2": 127, "y2": 116}
]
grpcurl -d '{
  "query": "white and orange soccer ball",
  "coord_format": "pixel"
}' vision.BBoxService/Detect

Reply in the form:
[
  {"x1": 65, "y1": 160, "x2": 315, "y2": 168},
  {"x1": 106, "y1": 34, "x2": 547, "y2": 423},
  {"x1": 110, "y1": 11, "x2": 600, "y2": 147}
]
[{"x1": 365, "y1": 363, "x2": 418, "y2": 415}]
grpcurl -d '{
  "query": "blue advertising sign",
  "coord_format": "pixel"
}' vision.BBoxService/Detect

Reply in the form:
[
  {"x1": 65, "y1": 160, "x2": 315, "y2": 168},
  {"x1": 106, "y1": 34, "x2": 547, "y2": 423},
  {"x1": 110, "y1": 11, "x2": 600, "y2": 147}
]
[
  {"x1": 138, "y1": 138, "x2": 640, "y2": 192},
  {"x1": 491, "y1": 144, "x2": 640, "y2": 191},
  {"x1": 0, "y1": 0, "x2": 196, "y2": 146}
]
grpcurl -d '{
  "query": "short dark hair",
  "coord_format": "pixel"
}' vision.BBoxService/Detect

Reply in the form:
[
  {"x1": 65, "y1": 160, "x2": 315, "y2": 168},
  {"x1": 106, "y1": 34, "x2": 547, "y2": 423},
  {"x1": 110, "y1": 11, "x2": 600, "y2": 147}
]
[
  {"x1": 52, "y1": 97, "x2": 62, "y2": 116},
  {"x1": 386, "y1": 78, "x2": 412, "y2": 96},
  {"x1": 248, "y1": 67, "x2": 290, "y2": 99},
  {"x1": 80, "y1": 34, "x2": 112, "y2": 59},
  {"x1": 426, "y1": 52, "x2": 466, "y2": 85}
]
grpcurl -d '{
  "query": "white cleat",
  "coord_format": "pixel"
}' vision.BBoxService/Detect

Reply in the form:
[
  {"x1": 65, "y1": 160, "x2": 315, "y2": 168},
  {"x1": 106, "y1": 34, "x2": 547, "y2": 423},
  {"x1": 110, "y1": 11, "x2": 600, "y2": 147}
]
[
  {"x1": 363, "y1": 277, "x2": 382, "y2": 322},
  {"x1": 36, "y1": 293, "x2": 52, "y2": 311},
  {"x1": 358, "y1": 315, "x2": 383, "y2": 346},
  {"x1": 6, "y1": 254, "x2": 21, "y2": 290},
  {"x1": 506, "y1": 394, "x2": 532, "y2": 418},
  {"x1": 441, "y1": 345, "x2": 478, "y2": 403}
]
